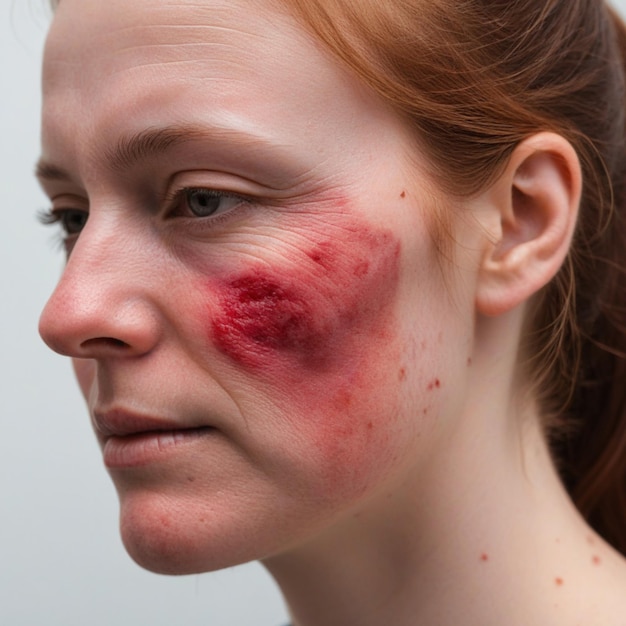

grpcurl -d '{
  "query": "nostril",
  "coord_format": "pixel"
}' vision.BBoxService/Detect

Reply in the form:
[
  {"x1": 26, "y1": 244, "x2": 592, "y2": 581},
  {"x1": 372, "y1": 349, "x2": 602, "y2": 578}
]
[{"x1": 80, "y1": 337, "x2": 131, "y2": 350}]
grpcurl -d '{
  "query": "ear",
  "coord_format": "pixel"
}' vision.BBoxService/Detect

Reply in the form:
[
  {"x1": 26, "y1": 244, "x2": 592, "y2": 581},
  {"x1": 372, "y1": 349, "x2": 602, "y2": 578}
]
[{"x1": 475, "y1": 132, "x2": 582, "y2": 316}]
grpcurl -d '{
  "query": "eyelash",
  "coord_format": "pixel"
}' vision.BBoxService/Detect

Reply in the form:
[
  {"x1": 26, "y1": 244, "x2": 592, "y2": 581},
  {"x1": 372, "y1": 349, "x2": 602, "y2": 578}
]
[{"x1": 37, "y1": 207, "x2": 88, "y2": 235}]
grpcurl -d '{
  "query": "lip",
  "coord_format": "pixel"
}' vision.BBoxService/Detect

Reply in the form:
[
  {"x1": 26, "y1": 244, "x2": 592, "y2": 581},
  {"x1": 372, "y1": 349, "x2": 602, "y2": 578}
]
[{"x1": 93, "y1": 409, "x2": 215, "y2": 469}]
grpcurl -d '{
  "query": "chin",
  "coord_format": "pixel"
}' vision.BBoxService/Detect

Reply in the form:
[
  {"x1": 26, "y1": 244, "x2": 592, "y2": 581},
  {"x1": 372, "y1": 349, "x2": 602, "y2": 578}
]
[{"x1": 117, "y1": 490, "x2": 267, "y2": 575}]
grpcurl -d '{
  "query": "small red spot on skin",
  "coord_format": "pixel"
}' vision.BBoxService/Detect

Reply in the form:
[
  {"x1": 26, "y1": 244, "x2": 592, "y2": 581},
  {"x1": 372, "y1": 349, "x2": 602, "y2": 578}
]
[
  {"x1": 555, "y1": 577, "x2": 564, "y2": 587},
  {"x1": 467, "y1": 357, "x2": 472, "y2": 367},
  {"x1": 592, "y1": 555, "x2": 602, "y2": 566},
  {"x1": 480, "y1": 553, "x2": 489, "y2": 562},
  {"x1": 398, "y1": 367, "x2": 407, "y2": 381},
  {"x1": 427, "y1": 378, "x2": 441, "y2": 391},
  {"x1": 400, "y1": 190, "x2": 406, "y2": 198}
]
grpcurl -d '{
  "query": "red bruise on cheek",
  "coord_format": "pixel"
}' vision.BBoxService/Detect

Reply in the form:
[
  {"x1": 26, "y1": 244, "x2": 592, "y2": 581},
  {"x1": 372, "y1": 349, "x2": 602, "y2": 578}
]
[
  {"x1": 213, "y1": 274, "x2": 314, "y2": 364},
  {"x1": 210, "y1": 221, "x2": 401, "y2": 373},
  {"x1": 206, "y1": 214, "x2": 405, "y2": 500}
]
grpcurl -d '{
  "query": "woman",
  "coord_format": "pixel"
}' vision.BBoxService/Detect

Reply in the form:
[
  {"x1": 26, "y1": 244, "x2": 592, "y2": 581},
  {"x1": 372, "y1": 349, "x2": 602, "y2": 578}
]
[{"x1": 37, "y1": 0, "x2": 626, "y2": 624}]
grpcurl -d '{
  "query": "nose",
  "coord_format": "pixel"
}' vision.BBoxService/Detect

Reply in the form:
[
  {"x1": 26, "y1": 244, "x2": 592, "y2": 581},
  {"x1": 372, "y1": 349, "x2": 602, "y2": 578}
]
[{"x1": 39, "y1": 218, "x2": 161, "y2": 360}]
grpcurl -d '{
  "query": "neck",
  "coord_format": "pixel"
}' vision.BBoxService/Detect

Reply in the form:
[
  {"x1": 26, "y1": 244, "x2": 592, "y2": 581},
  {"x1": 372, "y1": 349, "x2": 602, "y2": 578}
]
[{"x1": 262, "y1": 315, "x2": 625, "y2": 626}]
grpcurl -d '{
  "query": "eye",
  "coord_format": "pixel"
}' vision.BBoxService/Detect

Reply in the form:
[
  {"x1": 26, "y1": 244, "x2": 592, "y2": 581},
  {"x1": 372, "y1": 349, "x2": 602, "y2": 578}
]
[
  {"x1": 59, "y1": 209, "x2": 89, "y2": 234},
  {"x1": 39, "y1": 208, "x2": 89, "y2": 235},
  {"x1": 181, "y1": 188, "x2": 245, "y2": 218}
]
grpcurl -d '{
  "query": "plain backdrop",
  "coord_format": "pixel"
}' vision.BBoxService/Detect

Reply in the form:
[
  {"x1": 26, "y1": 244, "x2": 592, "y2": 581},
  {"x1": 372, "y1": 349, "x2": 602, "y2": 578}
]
[{"x1": 2, "y1": 1, "x2": 626, "y2": 625}]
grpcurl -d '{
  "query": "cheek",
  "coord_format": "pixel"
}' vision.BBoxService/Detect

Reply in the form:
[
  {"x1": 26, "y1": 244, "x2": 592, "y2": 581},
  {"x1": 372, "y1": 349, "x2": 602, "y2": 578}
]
[
  {"x1": 72, "y1": 358, "x2": 95, "y2": 399},
  {"x1": 211, "y1": 226, "x2": 400, "y2": 370},
  {"x1": 202, "y1": 214, "x2": 411, "y2": 499}
]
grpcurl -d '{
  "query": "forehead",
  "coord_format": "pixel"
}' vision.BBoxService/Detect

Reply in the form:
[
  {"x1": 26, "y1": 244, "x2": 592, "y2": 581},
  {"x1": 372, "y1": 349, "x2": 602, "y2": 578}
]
[
  {"x1": 45, "y1": 0, "x2": 298, "y2": 90},
  {"x1": 41, "y1": 0, "x2": 403, "y2": 182}
]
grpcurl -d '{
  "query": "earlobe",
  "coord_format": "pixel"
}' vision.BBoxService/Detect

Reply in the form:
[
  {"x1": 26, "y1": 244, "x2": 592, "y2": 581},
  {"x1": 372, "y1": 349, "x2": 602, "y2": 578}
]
[{"x1": 475, "y1": 132, "x2": 582, "y2": 317}]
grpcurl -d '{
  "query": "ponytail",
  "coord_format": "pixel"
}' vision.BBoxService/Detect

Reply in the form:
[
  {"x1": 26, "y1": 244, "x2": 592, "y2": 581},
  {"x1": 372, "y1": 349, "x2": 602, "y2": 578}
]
[{"x1": 561, "y1": 5, "x2": 626, "y2": 555}]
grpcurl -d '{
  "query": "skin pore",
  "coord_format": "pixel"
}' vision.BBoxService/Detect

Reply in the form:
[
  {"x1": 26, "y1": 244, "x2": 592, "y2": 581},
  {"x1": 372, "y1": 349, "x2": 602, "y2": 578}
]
[{"x1": 37, "y1": 1, "x2": 626, "y2": 625}]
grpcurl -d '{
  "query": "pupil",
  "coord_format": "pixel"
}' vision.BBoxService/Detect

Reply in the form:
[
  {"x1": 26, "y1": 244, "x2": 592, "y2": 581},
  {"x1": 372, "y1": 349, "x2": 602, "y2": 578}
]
[
  {"x1": 64, "y1": 211, "x2": 87, "y2": 234},
  {"x1": 189, "y1": 190, "x2": 219, "y2": 216}
]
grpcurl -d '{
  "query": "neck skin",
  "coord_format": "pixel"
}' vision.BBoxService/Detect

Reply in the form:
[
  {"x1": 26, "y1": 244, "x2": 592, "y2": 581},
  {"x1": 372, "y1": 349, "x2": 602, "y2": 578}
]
[{"x1": 263, "y1": 309, "x2": 626, "y2": 626}]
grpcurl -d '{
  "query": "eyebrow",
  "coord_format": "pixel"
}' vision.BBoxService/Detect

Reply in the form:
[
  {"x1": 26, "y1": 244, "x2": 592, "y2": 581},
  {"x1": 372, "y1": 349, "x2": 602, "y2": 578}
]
[
  {"x1": 35, "y1": 161, "x2": 72, "y2": 182},
  {"x1": 36, "y1": 124, "x2": 284, "y2": 182},
  {"x1": 106, "y1": 125, "x2": 214, "y2": 172}
]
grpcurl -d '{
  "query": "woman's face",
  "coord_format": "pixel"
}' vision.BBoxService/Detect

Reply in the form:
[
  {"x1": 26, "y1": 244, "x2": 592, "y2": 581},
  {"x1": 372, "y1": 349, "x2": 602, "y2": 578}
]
[{"x1": 39, "y1": 0, "x2": 477, "y2": 573}]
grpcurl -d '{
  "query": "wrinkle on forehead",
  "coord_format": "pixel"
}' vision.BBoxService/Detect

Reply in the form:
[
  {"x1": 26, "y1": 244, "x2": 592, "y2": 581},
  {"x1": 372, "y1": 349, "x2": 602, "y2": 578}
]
[
  {"x1": 46, "y1": 0, "x2": 295, "y2": 73},
  {"x1": 42, "y1": 0, "x2": 341, "y2": 120}
]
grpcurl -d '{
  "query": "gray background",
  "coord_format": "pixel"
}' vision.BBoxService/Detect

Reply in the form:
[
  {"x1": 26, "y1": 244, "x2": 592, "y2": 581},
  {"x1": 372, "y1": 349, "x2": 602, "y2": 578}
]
[{"x1": 2, "y1": 1, "x2": 625, "y2": 624}]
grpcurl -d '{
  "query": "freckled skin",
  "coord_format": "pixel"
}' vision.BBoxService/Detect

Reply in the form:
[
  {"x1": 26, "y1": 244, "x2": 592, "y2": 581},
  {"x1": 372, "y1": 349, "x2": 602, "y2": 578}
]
[{"x1": 209, "y1": 215, "x2": 402, "y2": 497}]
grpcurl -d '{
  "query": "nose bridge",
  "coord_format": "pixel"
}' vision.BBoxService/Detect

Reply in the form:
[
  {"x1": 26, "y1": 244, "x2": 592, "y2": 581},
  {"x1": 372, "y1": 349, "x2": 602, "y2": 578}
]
[{"x1": 39, "y1": 214, "x2": 160, "y2": 358}]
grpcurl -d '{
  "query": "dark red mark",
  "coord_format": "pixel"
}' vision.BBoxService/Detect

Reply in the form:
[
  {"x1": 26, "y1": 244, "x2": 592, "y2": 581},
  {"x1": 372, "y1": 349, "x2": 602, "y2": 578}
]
[
  {"x1": 480, "y1": 553, "x2": 489, "y2": 562},
  {"x1": 398, "y1": 367, "x2": 407, "y2": 381},
  {"x1": 427, "y1": 378, "x2": 441, "y2": 391},
  {"x1": 305, "y1": 242, "x2": 335, "y2": 270},
  {"x1": 206, "y1": 214, "x2": 403, "y2": 498},
  {"x1": 467, "y1": 357, "x2": 472, "y2": 366},
  {"x1": 592, "y1": 555, "x2": 601, "y2": 566},
  {"x1": 212, "y1": 225, "x2": 400, "y2": 371},
  {"x1": 423, "y1": 408, "x2": 428, "y2": 415},
  {"x1": 555, "y1": 577, "x2": 564, "y2": 586},
  {"x1": 213, "y1": 275, "x2": 310, "y2": 353},
  {"x1": 400, "y1": 190, "x2": 406, "y2": 198}
]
